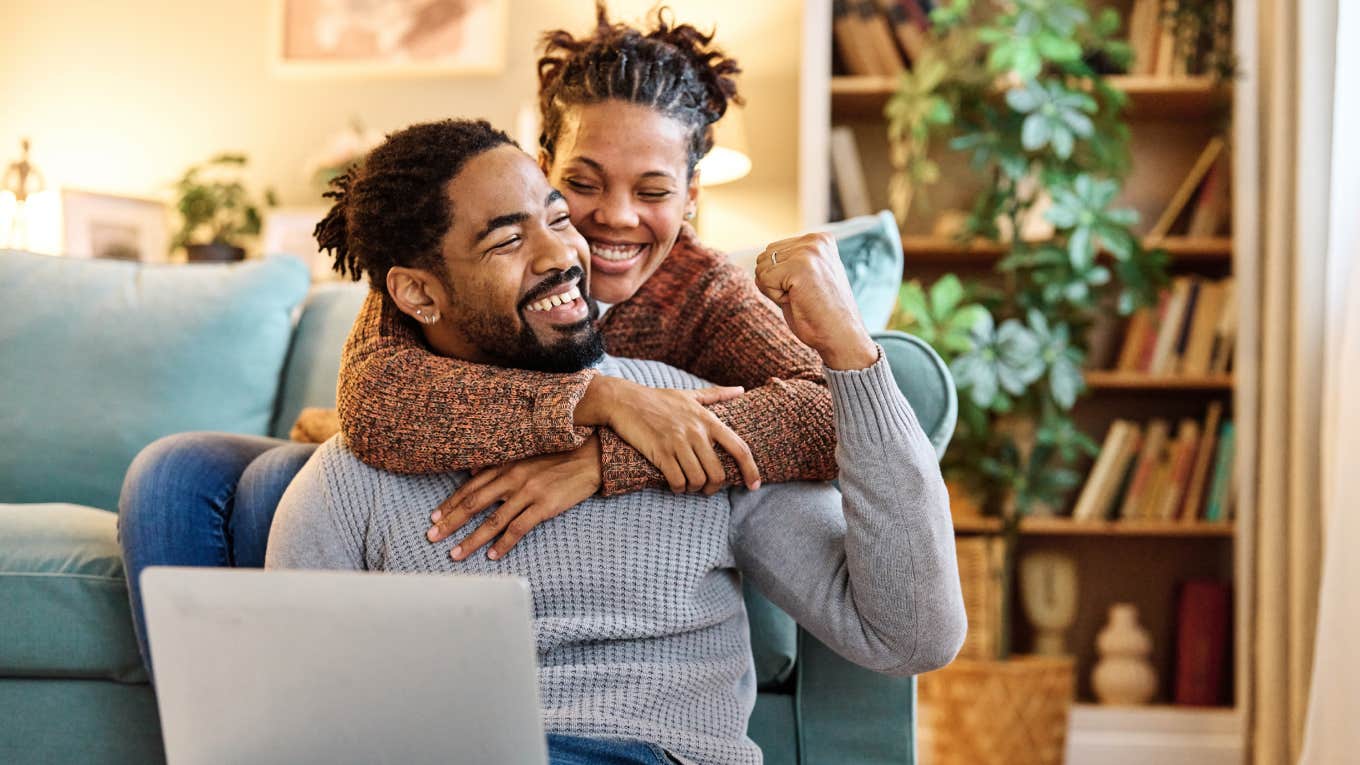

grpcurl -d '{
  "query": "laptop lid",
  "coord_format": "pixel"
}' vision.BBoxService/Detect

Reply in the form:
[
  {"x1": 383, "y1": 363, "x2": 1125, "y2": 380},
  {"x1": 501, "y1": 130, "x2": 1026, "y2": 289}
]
[{"x1": 141, "y1": 567, "x2": 547, "y2": 765}]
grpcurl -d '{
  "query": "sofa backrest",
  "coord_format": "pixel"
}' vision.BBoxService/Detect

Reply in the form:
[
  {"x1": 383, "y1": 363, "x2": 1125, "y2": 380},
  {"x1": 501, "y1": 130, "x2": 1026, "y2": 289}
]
[{"x1": 0, "y1": 251, "x2": 310, "y2": 511}]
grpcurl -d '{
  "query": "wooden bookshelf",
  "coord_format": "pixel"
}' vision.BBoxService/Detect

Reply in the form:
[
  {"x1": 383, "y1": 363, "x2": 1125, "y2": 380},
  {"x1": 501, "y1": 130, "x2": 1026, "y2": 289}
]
[
  {"x1": 953, "y1": 516, "x2": 1235, "y2": 537},
  {"x1": 900, "y1": 235, "x2": 1232, "y2": 266},
  {"x1": 833, "y1": 75, "x2": 1232, "y2": 121},
  {"x1": 1083, "y1": 371, "x2": 1234, "y2": 391}
]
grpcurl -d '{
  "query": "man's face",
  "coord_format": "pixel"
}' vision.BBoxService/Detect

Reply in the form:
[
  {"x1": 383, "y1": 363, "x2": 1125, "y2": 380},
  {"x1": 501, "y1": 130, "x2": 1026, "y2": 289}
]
[{"x1": 436, "y1": 145, "x2": 603, "y2": 373}]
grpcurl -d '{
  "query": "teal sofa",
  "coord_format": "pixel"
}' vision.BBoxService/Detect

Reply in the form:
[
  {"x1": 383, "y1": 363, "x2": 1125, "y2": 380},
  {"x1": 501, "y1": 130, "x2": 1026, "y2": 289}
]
[{"x1": 0, "y1": 211, "x2": 956, "y2": 765}]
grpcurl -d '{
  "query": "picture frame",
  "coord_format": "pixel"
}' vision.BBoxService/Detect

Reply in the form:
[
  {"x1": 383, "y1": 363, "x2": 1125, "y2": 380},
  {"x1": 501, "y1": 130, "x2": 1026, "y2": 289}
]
[
  {"x1": 261, "y1": 207, "x2": 336, "y2": 281},
  {"x1": 60, "y1": 190, "x2": 170, "y2": 262},
  {"x1": 272, "y1": 0, "x2": 507, "y2": 77}
]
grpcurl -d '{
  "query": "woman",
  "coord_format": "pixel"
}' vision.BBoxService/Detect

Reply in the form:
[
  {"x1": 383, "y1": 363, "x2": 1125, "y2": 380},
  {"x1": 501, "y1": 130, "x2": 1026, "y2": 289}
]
[{"x1": 120, "y1": 3, "x2": 870, "y2": 672}]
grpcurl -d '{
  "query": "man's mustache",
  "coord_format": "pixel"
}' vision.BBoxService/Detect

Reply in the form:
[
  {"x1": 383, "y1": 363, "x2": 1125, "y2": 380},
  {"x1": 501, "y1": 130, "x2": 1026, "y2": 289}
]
[{"x1": 519, "y1": 266, "x2": 586, "y2": 311}]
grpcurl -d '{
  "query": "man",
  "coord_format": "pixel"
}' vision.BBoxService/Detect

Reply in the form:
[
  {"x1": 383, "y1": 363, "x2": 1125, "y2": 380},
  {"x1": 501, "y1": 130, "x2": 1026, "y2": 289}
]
[{"x1": 267, "y1": 118, "x2": 965, "y2": 765}]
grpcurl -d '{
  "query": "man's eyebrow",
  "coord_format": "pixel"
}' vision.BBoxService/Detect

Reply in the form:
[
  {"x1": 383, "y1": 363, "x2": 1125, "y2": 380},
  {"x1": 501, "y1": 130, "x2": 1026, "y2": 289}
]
[
  {"x1": 474, "y1": 211, "x2": 530, "y2": 244},
  {"x1": 574, "y1": 156, "x2": 674, "y2": 181}
]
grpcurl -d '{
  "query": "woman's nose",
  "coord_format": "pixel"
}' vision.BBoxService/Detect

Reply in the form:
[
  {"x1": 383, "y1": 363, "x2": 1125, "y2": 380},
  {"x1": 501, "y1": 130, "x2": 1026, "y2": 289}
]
[{"x1": 594, "y1": 190, "x2": 639, "y2": 230}]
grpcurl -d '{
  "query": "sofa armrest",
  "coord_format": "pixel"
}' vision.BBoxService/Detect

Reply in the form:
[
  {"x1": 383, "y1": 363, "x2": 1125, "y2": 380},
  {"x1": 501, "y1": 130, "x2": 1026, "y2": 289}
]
[{"x1": 795, "y1": 629, "x2": 916, "y2": 765}]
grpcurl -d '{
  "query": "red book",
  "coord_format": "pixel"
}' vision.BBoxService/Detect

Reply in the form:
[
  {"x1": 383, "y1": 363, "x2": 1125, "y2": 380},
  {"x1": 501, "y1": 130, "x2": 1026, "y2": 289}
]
[{"x1": 1174, "y1": 579, "x2": 1232, "y2": 706}]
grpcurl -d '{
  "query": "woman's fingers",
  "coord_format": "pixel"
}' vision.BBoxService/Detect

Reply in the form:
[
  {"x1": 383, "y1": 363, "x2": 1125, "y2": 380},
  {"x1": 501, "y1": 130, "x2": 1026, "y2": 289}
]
[
  {"x1": 674, "y1": 443, "x2": 708, "y2": 493},
  {"x1": 450, "y1": 494, "x2": 533, "y2": 561},
  {"x1": 709, "y1": 420, "x2": 760, "y2": 490},
  {"x1": 429, "y1": 471, "x2": 511, "y2": 541},
  {"x1": 690, "y1": 385, "x2": 745, "y2": 406}
]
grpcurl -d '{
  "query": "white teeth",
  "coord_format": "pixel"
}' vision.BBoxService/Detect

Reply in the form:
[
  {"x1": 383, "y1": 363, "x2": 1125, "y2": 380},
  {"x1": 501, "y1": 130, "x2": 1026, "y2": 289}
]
[
  {"x1": 590, "y1": 242, "x2": 646, "y2": 262},
  {"x1": 526, "y1": 285, "x2": 583, "y2": 313}
]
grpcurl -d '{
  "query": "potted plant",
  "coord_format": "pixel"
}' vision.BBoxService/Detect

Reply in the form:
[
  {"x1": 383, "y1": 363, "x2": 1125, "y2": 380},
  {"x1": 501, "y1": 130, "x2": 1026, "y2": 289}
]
[
  {"x1": 171, "y1": 153, "x2": 276, "y2": 262},
  {"x1": 884, "y1": 1, "x2": 1173, "y2": 762}
]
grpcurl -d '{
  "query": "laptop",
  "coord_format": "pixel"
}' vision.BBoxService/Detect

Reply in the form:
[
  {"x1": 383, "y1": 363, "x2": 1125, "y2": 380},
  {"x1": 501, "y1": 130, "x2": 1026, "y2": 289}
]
[{"x1": 141, "y1": 567, "x2": 548, "y2": 765}]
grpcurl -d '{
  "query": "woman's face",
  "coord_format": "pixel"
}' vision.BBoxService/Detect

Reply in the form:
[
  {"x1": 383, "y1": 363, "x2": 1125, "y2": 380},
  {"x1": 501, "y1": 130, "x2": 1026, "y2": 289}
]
[{"x1": 544, "y1": 100, "x2": 700, "y2": 305}]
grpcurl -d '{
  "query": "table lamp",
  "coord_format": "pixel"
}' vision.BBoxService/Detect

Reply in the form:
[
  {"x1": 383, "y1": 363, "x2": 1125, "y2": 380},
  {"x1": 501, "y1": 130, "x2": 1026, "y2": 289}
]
[{"x1": 2, "y1": 139, "x2": 60, "y2": 253}]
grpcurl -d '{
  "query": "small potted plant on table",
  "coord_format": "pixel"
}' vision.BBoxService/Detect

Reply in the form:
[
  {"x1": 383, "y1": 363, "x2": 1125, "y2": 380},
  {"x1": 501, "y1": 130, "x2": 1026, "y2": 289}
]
[{"x1": 171, "y1": 153, "x2": 276, "y2": 262}]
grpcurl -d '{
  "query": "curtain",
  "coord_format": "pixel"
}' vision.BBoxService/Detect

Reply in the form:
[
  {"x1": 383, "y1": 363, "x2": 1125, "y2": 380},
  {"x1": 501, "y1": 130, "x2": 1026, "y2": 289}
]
[
  {"x1": 1298, "y1": 0, "x2": 1360, "y2": 761},
  {"x1": 1239, "y1": 0, "x2": 1349, "y2": 762}
]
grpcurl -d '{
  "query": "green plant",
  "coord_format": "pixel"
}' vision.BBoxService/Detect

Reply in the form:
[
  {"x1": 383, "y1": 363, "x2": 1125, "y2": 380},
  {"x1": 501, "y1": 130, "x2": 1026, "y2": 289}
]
[
  {"x1": 885, "y1": 0, "x2": 1176, "y2": 658},
  {"x1": 171, "y1": 154, "x2": 277, "y2": 253}
]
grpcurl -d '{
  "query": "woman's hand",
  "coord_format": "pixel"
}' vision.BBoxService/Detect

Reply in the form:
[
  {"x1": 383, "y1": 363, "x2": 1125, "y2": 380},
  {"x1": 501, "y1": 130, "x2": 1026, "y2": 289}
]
[
  {"x1": 427, "y1": 435, "x2": 604, "y2": 561},
  {"x1": 754, "y1": 232, "x2": 879, "y2": 371},
  {"x1": 576, "y1": 376, "x2": 761, "y2": 494}
]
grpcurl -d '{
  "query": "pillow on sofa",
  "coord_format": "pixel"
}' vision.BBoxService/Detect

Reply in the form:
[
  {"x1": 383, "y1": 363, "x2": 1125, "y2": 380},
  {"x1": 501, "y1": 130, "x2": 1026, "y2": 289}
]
[{"x1": 0, "y1": 251, "x2": 310, "y2": 511}]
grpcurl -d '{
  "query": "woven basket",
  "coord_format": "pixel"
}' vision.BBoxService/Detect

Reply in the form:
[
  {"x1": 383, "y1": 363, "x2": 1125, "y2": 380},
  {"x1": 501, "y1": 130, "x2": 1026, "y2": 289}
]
[
  {"x1": 918, "y1": 656, "x2": 1076, "y2": 765},
  {"x1": 952, "y1": 535, "x2": 1006, "y2": 661}
]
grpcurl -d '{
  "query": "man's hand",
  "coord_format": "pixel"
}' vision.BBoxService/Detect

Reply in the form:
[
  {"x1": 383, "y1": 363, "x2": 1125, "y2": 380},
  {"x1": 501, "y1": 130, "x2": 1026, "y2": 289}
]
[
  {"x1": 290, "y1": 407, "x2": 341, "y2": 443},
  {"x1": 575, "y1": 376, "x2": 761, "y2": 494},
  {"x1": 754, "y1": 232, "x2": 879, "y2": 371},
  {"x1": 427, "y1": 435, "x2": 604, "y2": 561}
]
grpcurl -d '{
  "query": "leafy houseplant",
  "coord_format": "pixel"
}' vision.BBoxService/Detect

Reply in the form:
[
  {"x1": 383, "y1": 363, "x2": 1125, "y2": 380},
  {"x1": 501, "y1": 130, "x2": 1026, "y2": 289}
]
[
  {"x1": 884, "y1": 0, "x2": 1174, "y2": 660},
  {"x1": 171, "y1": 154, "x2": 277, "y2": 262}
]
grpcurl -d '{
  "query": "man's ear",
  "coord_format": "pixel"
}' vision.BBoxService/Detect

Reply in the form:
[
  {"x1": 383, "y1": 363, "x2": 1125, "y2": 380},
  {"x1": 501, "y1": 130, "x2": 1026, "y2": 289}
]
[{"x1": 386, "y1": 267, "x2": 448, "y2": 324}]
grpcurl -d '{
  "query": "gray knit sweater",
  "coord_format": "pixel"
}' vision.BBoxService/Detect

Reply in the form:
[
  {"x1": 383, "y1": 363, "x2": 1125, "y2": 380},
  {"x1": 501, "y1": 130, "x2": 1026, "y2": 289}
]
[{"x1": 266, "y1": 351, "x2": 965, "y2": 764}]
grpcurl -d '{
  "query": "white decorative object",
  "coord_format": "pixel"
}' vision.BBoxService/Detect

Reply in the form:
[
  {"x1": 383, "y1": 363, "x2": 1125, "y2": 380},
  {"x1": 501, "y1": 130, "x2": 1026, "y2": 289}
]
[
  {"x1": 61, "y1": 190, "x2": 169, "y2": 262},
  {"x1": 1020, "y1": 551, "x2": 1079, "y2": 656},
  {"x1": 1092, "y1": 603, "x2": 1158, "y2": 705},
  {"x1": 262, "y1": 208, "x2": 334, "y2": 281}
]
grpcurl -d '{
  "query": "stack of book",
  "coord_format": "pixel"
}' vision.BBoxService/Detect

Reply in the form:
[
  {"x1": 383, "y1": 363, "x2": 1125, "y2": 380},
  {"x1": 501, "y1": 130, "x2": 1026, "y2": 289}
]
[
  {"x1": 833, "y1": 0, "x2": 933, "y2": 76},
  {"x1": 1113, "y1": 276, "x2": 1236, "y2": 377},
  {"x1": 1126, "y1": 0, "x2": 1230, "y2": 78},
  {"x1": 1071, "y1": 403, "x2": 1237, "y2": 523}
]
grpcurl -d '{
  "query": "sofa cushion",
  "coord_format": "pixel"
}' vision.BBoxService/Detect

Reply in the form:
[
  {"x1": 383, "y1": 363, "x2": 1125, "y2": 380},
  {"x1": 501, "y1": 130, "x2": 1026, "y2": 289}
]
[
  {"x1": 0, "y1": 503, "x2": 146, "y2": 683},
  {"x1": 0, "y1": 251, "x2": 310, "y2": 511},
  {"x1": 271, "y1": 283, "x2": 368, "y2": 439}
]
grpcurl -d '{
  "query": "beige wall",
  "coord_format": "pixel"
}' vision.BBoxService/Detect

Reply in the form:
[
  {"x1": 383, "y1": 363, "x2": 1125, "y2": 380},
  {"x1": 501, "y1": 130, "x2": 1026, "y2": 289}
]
[{"x1": 1, "y1": 0, "x2": 802, "y2": 253}]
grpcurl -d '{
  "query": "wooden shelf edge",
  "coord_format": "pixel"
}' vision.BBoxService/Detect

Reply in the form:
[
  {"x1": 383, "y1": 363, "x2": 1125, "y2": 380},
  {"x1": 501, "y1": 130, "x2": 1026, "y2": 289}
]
[
  {"x1": 1083, "y1": 371, "x2": 1234, "y2": 391},
  {"x1": 952, "y1": 516, "x2": 1235, "y2": 537},
  {"x1": 900, "y1": 236, "x2": 1232, "y2": 266}
]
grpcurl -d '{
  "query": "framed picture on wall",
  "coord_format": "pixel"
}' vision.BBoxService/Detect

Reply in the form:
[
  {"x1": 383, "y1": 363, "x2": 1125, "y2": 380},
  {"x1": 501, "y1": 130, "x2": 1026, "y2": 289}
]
[
  {"x1": 261, "y1": 207, "x2": 336, "y2": 281},
  {"x1": 273, "y1": 0, "x2": 507, "y2": 76},
  {"x1": 61, "y1": 190, "x2": 170, "y2": 262}
]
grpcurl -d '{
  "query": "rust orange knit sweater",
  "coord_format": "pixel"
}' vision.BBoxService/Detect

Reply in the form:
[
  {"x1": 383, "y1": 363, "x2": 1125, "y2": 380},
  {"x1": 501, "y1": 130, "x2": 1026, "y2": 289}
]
[{"x1": 336, "y1": 226, "x2": 837, "y2": 496}]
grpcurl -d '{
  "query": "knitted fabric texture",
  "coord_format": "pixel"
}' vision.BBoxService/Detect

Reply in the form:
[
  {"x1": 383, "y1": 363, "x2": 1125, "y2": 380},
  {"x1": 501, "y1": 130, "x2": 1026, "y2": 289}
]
[
  {"x1": 335, "y1": 225, "x2": 836, "y2": 495},
  {"x1": 269, "y1": 353, "x2": 966, "y2": 765}
]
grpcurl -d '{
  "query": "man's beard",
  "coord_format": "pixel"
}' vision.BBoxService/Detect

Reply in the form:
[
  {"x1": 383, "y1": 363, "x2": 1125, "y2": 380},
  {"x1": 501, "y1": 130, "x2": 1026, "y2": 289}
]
[{"x1": 458, "y1": 266, "x2": 606, "y2": 373}]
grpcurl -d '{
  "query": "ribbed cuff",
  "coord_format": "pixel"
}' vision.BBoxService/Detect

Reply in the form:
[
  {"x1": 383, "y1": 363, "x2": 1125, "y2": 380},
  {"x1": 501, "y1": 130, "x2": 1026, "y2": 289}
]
[
  {"x1": 823, "y1": 346, "x2": 923, "y2": 445},
  {"x1": 532, "y1": 368, "x2": 599, "y2": 453}
]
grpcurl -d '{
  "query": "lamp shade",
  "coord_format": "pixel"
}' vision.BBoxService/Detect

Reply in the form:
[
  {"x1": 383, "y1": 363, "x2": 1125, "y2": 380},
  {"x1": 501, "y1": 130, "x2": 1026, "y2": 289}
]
[{"x1": 698, "y1": 105, "x2": 752, "y2": 186}]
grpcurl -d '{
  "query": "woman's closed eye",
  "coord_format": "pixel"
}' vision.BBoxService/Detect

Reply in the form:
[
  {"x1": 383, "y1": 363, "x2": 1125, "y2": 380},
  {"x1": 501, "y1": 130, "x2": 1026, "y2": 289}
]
[{"x1": 564, "y1": 179, "x2": 597, "y2": 193}]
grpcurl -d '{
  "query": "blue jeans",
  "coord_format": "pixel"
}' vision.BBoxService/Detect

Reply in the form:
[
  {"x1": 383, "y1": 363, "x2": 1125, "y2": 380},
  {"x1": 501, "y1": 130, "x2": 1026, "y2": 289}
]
[
  {"x1": 117, "y1": 432, "x2": 316, "y2": 676},
  {"x1": 547, "y1": 734, "x2": 679, "y2": 764}
]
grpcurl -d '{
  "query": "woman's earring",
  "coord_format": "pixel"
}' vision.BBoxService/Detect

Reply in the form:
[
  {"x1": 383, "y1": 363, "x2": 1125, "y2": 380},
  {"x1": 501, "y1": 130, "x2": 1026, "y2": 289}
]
[{"x1": 684, "y1": 210, "x2": 696, "y2": 221}]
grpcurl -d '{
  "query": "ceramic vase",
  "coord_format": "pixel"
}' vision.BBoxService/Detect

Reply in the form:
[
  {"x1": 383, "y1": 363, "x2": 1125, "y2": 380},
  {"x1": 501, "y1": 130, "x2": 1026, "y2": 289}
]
[{"x1": 1091, "y1": 603, "x2": 1157, "y2": 705}]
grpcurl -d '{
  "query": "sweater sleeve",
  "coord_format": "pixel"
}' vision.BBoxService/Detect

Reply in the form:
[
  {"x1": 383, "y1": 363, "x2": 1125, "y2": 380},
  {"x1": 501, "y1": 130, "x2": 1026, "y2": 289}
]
[
  {"x1": 265, "y1": 443, "x2": 365, "y2": 571},
  {"x1": 597, "y1": 257, "x2": 838, "y2": 496},
  {"x1": 337, "y1": 291, "x2": 598, "y2": 474},
  {"x1": 727, "y1": 350, "x2": 967, "y2": 676}
]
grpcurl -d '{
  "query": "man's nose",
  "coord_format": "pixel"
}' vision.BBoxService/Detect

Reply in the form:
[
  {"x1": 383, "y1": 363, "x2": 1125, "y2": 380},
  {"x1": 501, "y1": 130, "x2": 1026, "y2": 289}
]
[
  {"x1": 593, "y1": 189, "x2": 639, "y2": 230},
  {"x1": 531, "y1": 229, "x2": 579, "y2": 274}
]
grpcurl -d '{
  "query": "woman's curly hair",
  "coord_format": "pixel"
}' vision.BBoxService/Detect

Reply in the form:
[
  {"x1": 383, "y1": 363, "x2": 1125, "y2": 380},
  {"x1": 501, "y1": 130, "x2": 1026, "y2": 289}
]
[
  {"x1": 536, "y1": 2, "x2": 743, "y2": 177},
  {"x1": 313, "y1": 118, "x2": 514, "y2": 292}
]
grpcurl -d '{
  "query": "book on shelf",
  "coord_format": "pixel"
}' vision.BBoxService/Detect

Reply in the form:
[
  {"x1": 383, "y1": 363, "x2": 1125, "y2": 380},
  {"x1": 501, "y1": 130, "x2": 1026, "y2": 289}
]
[
  {"x1": 1181, "y1": 401, "x2": 1225, "y2": 521},
  {"x1": 833, "y1": 0, "x2": 880, "y2": 76},
  {"x1": 829, "y1": 126, "x2": 873, "y2": 220},
  {"x1": 1187, "y1": 150, "x2": 1232, "y2": 237},
  {"x1": 1072, "y1": 420, "x2": 1142, "y2": 521},
  {"x1": 856, "y1": 0, "x2": 906, "y2": 76},
  {"x1": 1174, "y1": 579, "x2": 1232, "y2": 706},
  {"x1": 879, "y1": 0, "x2": 931, "y2": 66},
  {"x1": 1126, "y1": 0, "x2": 1162, "y2": 75},
  {"x1": 1110, "y1": 276, "x2": 1235, "y2": 377},
  {"x1": 1149, "y1": 277, "x2": 1193, "y2": 374},
  {"x1": 1209, "y1": 279, "x2": 1238, "y2": 374},
  {"x1": 1119, "y1": 418, "x2": 1171, "y2": 519},
  {"x1": 1149, "y1": 137, "x2": 1227, "y2": 240},
  {"x1": 1155, "y1": 418, "x2": 1201, "y2": 520},
  {"x1": 1204, "y1": 420, "x2": 1237, "y2": 521}
]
